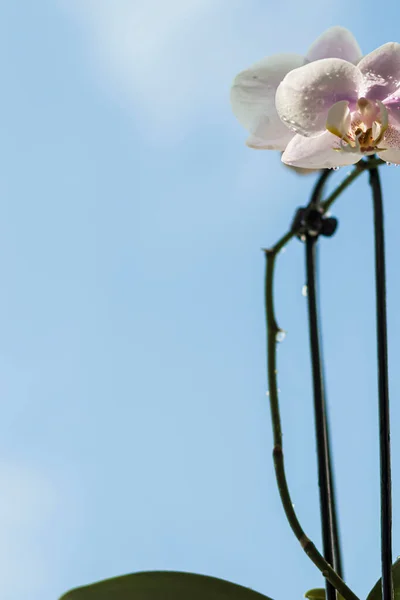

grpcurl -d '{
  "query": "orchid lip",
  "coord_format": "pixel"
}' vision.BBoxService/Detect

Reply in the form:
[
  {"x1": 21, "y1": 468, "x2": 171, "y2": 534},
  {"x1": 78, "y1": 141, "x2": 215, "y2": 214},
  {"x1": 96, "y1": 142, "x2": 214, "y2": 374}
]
[{"x1": 325, "y1": 98, "x2": 389, "y2": 155}]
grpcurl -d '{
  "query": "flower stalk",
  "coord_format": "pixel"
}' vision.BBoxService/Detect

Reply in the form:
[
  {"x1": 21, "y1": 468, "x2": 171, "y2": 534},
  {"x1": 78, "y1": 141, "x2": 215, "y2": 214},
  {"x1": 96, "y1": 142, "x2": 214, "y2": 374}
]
[
  {"x1": 305, "y1": 170, "x2": 344, "y2": 596},
  {"x1": 369, "y1": 159, "x2": 393, "y2": 600},
  {"x1": 265, "y1": 244, "x2": 358, "y2": 600},
  {"x1": 264, "y1": 158, "x2": 386, "y2": 600},
  {"x1": 306, "y1": 236, "x2": 338, "y2": 600}
]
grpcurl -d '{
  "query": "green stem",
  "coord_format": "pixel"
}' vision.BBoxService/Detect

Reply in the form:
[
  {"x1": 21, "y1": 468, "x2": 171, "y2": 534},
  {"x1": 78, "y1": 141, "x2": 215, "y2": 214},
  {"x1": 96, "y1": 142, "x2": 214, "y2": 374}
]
[
  {"x1": 321, "y1": 158, "x2": 384, "y2": 213},
  {"x1": 265, "y1": 250, "x2": 359, "y2": 600},
  {"x1": 264, "y1": 158, "x2": 384, "y2": 600}
]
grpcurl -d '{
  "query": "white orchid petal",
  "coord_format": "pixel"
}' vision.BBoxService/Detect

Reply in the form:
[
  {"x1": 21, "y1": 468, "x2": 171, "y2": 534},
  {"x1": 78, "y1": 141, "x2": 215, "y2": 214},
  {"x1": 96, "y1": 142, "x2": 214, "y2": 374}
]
[
  {"x1": 246, "y1": 114, "x2": 296, "y2": 149},
  {"x1": 276, "y1": 58, "x2": 363, "y2": 137},
  {"x1": 282, "y1": 132, "x2": 362, "y2": 169},
  {"x1": 306, "y1": 26, "x2": 362, "y2": 64},
  {"x1": 325, "y1": 100, "x2": 351, "y2": 139},
  {"x1": 378, "y1": 149, "x2": 400, "y2": 164},
  {"x1": 246, "y1": 132, "x2": 292, "y2": 150},
  {"x1": 358, "y1": 43, "x2": 400, "y2": 100},
  {"x1": 230, "y1": 53, "x2": 304, "y2": 147}
]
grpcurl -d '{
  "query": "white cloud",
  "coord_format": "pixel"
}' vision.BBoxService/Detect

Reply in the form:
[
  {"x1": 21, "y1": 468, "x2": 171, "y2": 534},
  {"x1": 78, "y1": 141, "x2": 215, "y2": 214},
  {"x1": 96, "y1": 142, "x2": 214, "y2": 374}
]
[
  {"x1": 60, "y1": 0, "x2": 236, "y2": 137},
  {"x1": 0, "y1": 461, "x2": 69, "y2": 599},
  {"x1": 59, "y1": 0, "x2": 359, "y2": 141}
]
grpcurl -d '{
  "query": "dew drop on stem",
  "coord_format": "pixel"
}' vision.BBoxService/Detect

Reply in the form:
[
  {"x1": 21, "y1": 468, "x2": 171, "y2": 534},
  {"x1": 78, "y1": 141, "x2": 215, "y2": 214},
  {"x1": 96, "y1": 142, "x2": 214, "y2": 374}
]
[{"x1": 275, "y1": 330, "x2": 286, "y2": 343}]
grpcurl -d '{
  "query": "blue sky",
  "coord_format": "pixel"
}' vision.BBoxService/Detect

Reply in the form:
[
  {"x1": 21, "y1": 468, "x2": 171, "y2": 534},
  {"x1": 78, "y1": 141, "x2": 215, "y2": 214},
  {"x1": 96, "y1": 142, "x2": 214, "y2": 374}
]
[{"x1": 2, "y1": 1, "x2": 400, "y2": 599}]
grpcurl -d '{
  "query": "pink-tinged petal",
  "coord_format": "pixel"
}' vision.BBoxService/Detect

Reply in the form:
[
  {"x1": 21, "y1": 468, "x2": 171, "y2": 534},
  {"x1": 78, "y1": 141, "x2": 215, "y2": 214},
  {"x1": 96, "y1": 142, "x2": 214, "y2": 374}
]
[
  {"x1": 358, "y1": 43, "x2": 400, "y2": 101},
  {"x1": 282, "y1": 132, "x2": 362, "y2": 169},
  {"x1": 306, "y1": 26, "x2": 362, "y2": 64},
  {"x1": 384, "y1": 96, "x2": 400, "y2": 126},
  {"x1": 276, "y1": 58, "x2": 363, "y2": 137},
  {"x1": 231, "y1": 53, "x2": 304, "y2": 147}
]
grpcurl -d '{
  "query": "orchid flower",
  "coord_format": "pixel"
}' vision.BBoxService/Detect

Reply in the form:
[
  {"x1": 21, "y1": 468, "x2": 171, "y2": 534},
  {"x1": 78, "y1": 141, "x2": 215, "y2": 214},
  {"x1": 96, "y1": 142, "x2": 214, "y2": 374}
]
[
  {"x1": 230, "y1": 27, "x2": 362, "y2": 151},
  {"x1": 231, "y1": 27, "x2": 400, "y2": 169}
]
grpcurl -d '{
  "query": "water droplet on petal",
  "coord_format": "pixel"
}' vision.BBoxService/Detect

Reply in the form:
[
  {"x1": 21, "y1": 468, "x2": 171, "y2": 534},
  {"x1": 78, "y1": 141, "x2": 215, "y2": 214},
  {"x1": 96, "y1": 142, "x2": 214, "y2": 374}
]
[
  {"x1": 332, "y1": 166, "x2": 340, "y2": 171},
  {"x1": 386, "y1": 162, "x2": 392, "y2": 166},
  {"x1": 275, "y1": 330, "x2": 286, "y2": 343},
  {"x1": 302, "y1": 285, "x2": 308, "y2": 297}
]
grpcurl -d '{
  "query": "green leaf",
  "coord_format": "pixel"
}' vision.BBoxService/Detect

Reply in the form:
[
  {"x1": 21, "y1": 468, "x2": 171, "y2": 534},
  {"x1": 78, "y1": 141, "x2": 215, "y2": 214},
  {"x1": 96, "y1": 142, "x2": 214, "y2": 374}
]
[
  {"x1": 59, "y1": 571, "x2": 274, "y2": 600},
  {"x1": 305, "y1": 589, "x2": 326, "y2": 600},
  {"x1": 367, "y1": 559, "x2": 400, "y2": 600},
  {"x1": 304, "y1": 586, "x2": 345, "y2": 600}
]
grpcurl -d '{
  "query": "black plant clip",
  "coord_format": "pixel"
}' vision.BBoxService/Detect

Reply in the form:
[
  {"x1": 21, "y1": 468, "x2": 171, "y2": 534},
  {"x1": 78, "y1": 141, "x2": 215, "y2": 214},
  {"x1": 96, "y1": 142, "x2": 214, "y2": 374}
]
[{"x1": 291, "y1": 205, "x2": 338, "y2": 239}]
